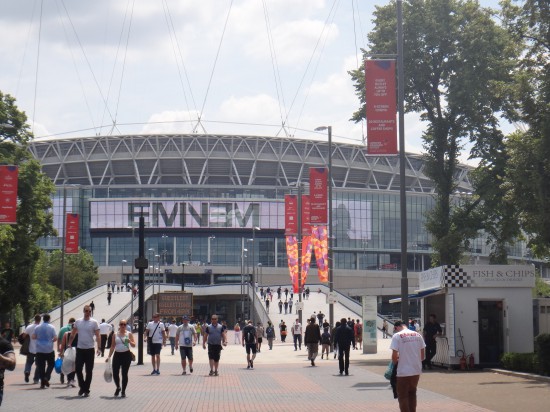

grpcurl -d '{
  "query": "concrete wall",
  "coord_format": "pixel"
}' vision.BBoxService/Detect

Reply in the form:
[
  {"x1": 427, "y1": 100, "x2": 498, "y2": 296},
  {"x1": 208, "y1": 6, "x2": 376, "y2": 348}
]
[{"x1": 451, "y1": 287, "x2": 534, "y2": 361}]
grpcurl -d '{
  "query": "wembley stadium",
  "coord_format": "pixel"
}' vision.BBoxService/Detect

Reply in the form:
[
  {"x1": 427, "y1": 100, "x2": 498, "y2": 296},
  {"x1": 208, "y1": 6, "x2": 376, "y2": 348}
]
[{"x1": 28, "y1": 133, "x2": 522, "y2": 309}]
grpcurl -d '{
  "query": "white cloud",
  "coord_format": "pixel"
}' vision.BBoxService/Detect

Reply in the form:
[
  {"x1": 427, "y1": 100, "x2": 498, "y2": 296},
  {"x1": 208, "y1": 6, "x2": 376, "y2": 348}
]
[{"x1": 140, "y1": 110, "x2": 201, "y2": 135}]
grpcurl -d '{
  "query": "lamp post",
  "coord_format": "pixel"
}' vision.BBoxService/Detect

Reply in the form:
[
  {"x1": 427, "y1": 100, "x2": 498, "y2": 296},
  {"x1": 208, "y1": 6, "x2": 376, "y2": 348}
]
[
  {"x1": 155, "y1": 254, "x2": 160, "y2": 299},
  {"x1": 121, "y1": 259, "x2": 127, "y2": 284},
  {"x1": 207, "y1": 235, "x2": 215, "y2": 265},
  {"x1": 161, "y1": 234, "x2": 168, "y2": 266},
  {"x1": 251, "y1": 227, "x2": 260, "y2": 323},
  {"x1": 241, "y1": 247, "x2": 248, "y2": 319},
  {"x1": 314, "y1": 125, "x2": 334, "y2": 328}
]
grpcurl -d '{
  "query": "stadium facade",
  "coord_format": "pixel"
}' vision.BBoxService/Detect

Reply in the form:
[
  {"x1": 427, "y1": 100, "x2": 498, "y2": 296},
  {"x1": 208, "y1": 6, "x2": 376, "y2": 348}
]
[{"x1": 28, "y1": 134, "x2": 528, "y2": 306}]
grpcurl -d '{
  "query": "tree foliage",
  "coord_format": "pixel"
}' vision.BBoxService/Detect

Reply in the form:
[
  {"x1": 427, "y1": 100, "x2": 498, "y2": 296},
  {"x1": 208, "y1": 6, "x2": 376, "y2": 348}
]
[
  {"x1": 45, "y1": 249, "x2": 99, "y2": 298},
  {"x1": 349, "y1": 0, "x2": 519, "y2": 265},
  {"x1": 0, "y1": 91, "x2": 56, "y2": 320},
  {"x1": 501, "y1": 0, "x2": 550, "y2": 257}
]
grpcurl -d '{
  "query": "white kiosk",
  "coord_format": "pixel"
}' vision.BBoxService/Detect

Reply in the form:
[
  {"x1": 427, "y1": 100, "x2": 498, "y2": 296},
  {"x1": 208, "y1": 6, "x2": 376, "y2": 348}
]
[{"x1": 415, "y1": 265, "x2": 535, "y2": 367}]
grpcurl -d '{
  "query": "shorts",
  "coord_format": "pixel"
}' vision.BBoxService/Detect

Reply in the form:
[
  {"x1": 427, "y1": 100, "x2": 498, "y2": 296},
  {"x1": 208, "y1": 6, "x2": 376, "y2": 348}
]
[
  {"x1": 150, "y1": 343, "x2": 162, "y2": 356},
  {"x1": 257, "y1": 337, "x2": 263, "y2": 343},
  {"x1": 179, "y1": 346, "x2": 193, "y2": 360},
  {"x1": 207, "y1": 344, "x2": 222, "y2": 362},
  {"x1": 245, "y1": 343, "x2": 257, "y2": 355}
]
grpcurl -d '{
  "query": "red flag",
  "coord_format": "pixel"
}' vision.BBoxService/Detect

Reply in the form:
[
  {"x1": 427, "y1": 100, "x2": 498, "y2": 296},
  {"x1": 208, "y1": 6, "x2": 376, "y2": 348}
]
[
  {"x1": 65, "y1": 213, "x2": 79, "y2": 254},
  {"x1": 365, "y1": 60, "x2": 397, "y2": 155},
  {"x1": 301, "y1": 195, "x2": 311, "y2": 236},
  {"x1": 0, "y1": 165, "x2": 18, "y2": 224},
  {"x1": 309, "y1": 168, "x2": 327, "y2": 225}
]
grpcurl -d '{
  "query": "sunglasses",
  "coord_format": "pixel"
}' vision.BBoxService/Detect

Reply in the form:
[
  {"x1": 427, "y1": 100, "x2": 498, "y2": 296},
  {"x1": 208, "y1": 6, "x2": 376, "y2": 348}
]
[{"x1": 119, "y1": 323, "x2": 127, "y2": 326}]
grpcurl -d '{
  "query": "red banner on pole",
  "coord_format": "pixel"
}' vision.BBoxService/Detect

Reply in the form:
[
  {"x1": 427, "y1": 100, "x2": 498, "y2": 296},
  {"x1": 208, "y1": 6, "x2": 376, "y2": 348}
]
[
  {"x1": 365, "y1": 59, "x2": 397, "y2": 155},
  {"x1": 285, "y1": 195, "x2": 298, "y2": 236},
  {"x1": 0, "y1": 165, "x2": 18, "y2": 224},
  {"x1": 301, "y1": 195, "x2": 311, "y2": 236},
  {"x1": 309, "y1": 168, "x2": 327, "y2": 225},
  {"x1": 65, "y1": 213, "x2": 79, "y2": 254}
]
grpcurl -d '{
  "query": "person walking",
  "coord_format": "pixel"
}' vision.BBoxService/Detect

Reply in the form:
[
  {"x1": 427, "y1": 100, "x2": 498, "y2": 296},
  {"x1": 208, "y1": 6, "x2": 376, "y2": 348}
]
[
  {"x1": 333, "y1": 318, "x2": 354, "y2": 375},
  {"x1": 59, "y1": 324, "x2": 78, "y2": 388},
  {"x1": 422, "y1": 314, "x2": 442, "y2": 370},
  {"x1": 382, "y1": 319, "x2": 389, "y2": 339},
  {"x1": 105, "y1": 319, "x2": 135, "y2": 398},
  {"x1": 265, "y1": 321, "x2": 276, "y2": 350},
  {"x1": 167, "y1": 320, "x2": 178, "y2": 355},
  {"x1": 203, "y1": 314, "x2": 227, "y2": 376},
  {"x1": 99, "y1": 319, "x2": 111, "y2": 357},
  {"x1": 280, "y1": 321, "x2": 287, "y2": 342},
  {"x1": 32, "y1": 313, "x2": 57, "y2": 389},
  {"x1": 320, "y1": 327, "x2": 331, "y2": 359},
  {"x1": 175, "y1": 316, "x2": 196, "y2": 375},
  {"x1": 68, "y1": 305, "x2": 100, "y2": 397},
  {"x1": 256, "y1": 322, "x2": 265, "y2": 352},
  {"x1": 291, "y1": 319, "x2": 302, "y2": 350},
  {"x1": 0, "y1": 335, "x2": 16, "y2": 407},
  {"x1": 304, "y1": 317, "x2": 321, "y2": 366},
  {"x1": 107, "y1": 291, "x2": 112, "y2": 305},
  {"x1": 145, "y1": 313, "x2": 166, "y2": 375},
  {"x1": 354, "y1": 319, "x2": 363, "y2": 350},
  {"x1": 288, "y1": 299, "x2": 293, "y2": 314},
  {"x1": 242, "y1": 320, "x2": 257, "y2": 369},
  {"x1": 265, "y1": 298, "x2": 270, "y2": 313},
  {"x1": 284, "y1": 300, "x2": 288, "y2": 314},
  {"x1": 89, "y1": 301, "x2": 95, "y2": 317},
  {"x1": 233, "y1": 322, "x2": 241, "y2": 344},
  {"x1": 390, "y1": 320, "x2": 426, "y2": 412},
  {"x1": 22, "y1": 314, "x2": 41, "y2": 384},
  {"x1": 57, "y1": 317, "x2": 75, "y2": 384},
  {"x1": 278, "y1": 300, "x2": 283, "y2": 314}
]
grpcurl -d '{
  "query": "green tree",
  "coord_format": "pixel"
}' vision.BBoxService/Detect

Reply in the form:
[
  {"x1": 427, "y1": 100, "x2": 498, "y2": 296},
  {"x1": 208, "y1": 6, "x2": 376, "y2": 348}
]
[
  {"x1": 501, "y1": 0, "x2": 550, "y2": 257},
  {"x1": 45, "y1": 249, "x2": 99, "y2": 298},
  {"x1": 0, "y1": 91, "x2": 55, "y2": 321},
  {"x1": 349, "y1": 0, "x2": 519, "y2": 265}
]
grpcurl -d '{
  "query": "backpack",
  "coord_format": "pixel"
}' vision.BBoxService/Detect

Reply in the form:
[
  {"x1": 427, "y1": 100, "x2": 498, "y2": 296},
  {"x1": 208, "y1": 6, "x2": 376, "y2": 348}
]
[
  {"x1": 244, "y1": 327, "x2": 256, "y2": 344},
  {"x1": 321, "y1": 332, "x2": 331, "y2": 344}
]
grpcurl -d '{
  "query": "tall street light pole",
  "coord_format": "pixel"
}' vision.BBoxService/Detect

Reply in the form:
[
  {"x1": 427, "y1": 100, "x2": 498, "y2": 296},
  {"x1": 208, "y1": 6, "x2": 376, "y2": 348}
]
[
  {"x1": 315, "y1": 125, "x2": 334, "y2": 328},
  {"x1": 241, "y1": 246, "x2": 248, "y2": 320},
  {"x1": 60, "y1": 185, "x2": 67, "y2": 327},
  {"x1": 252, "y1": 226, "x2": 260, "y2": 323},
  {"x1": 121, "y1": 259, "x2": 127, "y2": 285},
  {"x1": 397, "y1": 0, "x2": 409, "y2": 323}
]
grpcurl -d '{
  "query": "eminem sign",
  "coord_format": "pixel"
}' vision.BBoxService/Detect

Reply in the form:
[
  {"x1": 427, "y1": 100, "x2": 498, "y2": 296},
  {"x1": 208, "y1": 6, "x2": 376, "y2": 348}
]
[
  {"x1": 0, "y1": 165, "x2": 18, "y2": 224},
  {"x1": 365, "y1": 60, "x2": 397, "y2": 155}
]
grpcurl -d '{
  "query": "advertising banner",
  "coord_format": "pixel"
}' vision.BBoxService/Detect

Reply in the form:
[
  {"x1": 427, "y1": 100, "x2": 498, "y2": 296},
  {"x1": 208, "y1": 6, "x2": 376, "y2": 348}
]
[
  {"x1": 285, "y1": 195, "x2": 298, "y2": 236},
  {"x1": 0, "y1": 165, "x2": 18, "y2": 224},
  {"x1": 362, "y1": 296, "x2": 378, "y2": 354},
  {"x1": 365, "y1": 59, "x2": 397, "y2": 155},
  {"x1": 301, "y1": 195, "x2": 311, "y2": 236},
  {"x1": 65, "y1": 213, "x2": 79, "y2": 254},
  {"x1": 309, "y1": 168, "x2": 327, "y2": 225}
]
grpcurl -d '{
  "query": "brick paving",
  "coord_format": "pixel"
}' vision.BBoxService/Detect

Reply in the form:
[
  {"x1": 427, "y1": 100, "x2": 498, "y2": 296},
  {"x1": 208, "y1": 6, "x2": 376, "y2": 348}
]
[{"x1": 3, "y1": 335, "x2": 493, "y2": 412}]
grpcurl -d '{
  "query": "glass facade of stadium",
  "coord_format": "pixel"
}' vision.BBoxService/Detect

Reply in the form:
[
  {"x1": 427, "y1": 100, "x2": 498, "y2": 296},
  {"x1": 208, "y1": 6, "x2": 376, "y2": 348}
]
[{"x1": 30, "y1": 134, "x2": 531, "y2": 303}]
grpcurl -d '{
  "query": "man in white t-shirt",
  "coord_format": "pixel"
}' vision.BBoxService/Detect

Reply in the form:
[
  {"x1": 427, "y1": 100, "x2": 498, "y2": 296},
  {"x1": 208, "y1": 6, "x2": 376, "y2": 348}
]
[
  {"x1": 22, "y1": 314, "x2": 41, "y2": 383},
  {"x1": 144, "y1": 313, "x2": 166, "y2": 375},
  {"x1": 167, "y1": 320, "x2": 178, "y2": 355},
  {"x1": 389, "y1": 320, "x2": 426, "y2": 412},
  {"x1": 68, "y1": 305, "x2": 100, "y2": 397},
  {"x1": 175, "y1": 316, "x2": 196, "y2": 375},
  {"x1": 98, "y1": 319, "x2": 111, "y2": 357},
  {"x1": 291, "y1": 319, "x2": 302, "y2": 351}
]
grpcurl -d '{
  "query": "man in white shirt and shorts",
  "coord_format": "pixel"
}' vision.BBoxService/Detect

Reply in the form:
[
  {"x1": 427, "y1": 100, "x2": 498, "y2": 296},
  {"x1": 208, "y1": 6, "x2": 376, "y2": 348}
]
[{"x1": 175, "y1": 315, "x2": 196, "y2": 375}]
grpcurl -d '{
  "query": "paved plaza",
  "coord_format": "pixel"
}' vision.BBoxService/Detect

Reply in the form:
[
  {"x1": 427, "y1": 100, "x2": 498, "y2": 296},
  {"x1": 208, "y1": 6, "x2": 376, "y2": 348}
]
[{"x1": 5, "y1": 330, "x2": 539, "y2": 412}]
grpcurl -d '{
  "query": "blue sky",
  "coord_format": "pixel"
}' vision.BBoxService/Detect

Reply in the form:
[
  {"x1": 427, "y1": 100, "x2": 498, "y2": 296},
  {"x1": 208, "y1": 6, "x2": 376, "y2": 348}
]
[{"x1": 0, "y1": 0, "x2": 508, "y2": 163}]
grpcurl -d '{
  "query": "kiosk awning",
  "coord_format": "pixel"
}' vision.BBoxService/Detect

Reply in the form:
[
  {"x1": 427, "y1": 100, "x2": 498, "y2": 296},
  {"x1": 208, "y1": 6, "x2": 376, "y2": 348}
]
[{"x1": 389, "y1": 287, "x2": 444, "y2": 304}]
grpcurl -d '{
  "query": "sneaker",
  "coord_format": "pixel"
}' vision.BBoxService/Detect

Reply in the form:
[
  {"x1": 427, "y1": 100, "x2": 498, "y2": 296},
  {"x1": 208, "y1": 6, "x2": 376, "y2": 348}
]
[
  {"x1": 209, "y1": 370, "x2": 214, "y2": 376},
  {"x1": 214, "y1": 371, "x2": 218, "y2": 376},
  {"x1": 121, "y1": 392, "x2": 126, "y2": 398},
  {"x1": 182, "y1": 371, "x2": 186, "y2": 375},
  {"x1": 155, "y1": 370, "x2": 160, "y2": 375},
  {"x1": 70, "y1": 380, "x2": 77, "y2": 387},
  {"x1": 250, "y1": 360, "x2": 253, "y2": 369},
  {"x1": 345, "y1": 371, "x2": 349, "y2": 376},
  {"x1": 84, "y1": 391, "x2": 90, "y2": 397},
  {"x1": 151, "y1": 370, "x2": 156, "y2": 375},
  {"x1": 24, "y1": 372, "x2": 29, "y2": 383},
  {"x1": 311, "y1": 360, "x2": 315, "y2": 366},
  {"x1": 78, "y1": 389, "x2": 85, "y2": 396}
]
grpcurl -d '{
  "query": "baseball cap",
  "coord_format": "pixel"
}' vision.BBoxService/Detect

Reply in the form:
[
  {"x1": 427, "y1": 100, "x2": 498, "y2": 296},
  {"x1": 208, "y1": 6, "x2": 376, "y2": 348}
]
[{"x1": 182, "y1": 315, "x2": 190, "y2": 320}]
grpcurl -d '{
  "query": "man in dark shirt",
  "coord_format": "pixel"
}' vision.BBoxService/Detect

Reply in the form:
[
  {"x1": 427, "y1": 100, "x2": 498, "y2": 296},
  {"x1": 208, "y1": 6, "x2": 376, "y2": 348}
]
[
  {"x1": 333, "y1": 318, "x2": 354, "y2": 375},
  {"x1": 422, "y1": 314, "x2": 442, "y2": 369},
  {"x1": 304, "y1": 317, "x2": 321, "y2": 366},
  {"x1": 0, "y1": 336, "x2": 16, "y2": 406}
]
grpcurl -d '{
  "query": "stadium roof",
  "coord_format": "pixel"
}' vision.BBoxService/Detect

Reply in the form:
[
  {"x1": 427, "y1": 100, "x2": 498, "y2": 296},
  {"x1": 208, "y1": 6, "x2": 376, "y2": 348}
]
[{"x1": 28, "y1": 134, "x2": 473, "y2": 193}]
